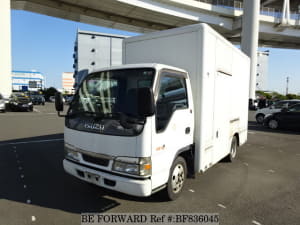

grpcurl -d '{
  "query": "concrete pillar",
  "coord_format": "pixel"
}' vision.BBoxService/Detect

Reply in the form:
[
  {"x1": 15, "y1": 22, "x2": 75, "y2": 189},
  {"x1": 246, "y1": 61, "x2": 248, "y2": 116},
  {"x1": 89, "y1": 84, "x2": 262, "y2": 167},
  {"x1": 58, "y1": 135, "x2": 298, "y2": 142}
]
[
  {"x1": 241, "y1": 0, "x2": 260, "y2": 106},
  {"x1": 282, "y1": 0, "x2": 290, "y2": 24},
  {"x1": 0, "y1": 0, "x2": 12, "y2": 98}
]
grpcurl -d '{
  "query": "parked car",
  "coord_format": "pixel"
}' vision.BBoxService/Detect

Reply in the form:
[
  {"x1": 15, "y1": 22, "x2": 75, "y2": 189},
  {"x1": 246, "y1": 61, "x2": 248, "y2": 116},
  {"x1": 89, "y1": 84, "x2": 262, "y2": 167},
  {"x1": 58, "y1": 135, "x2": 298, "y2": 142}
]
[
  {"x1": 263, "y1": 103, "x2": 300, "y2": 130},
  {"x1": 249, "y1": 99, "x2": 258, "y2": 110},
  {"x1": 31, "y1": 94, "x2": 45, "y2": 105},
  {"x1": 64, "y1": 95, "x2": 73, "y2": 104},
  {"x1": 0, "y1": 93, "x2": 6, "y2": 113},
  {"x1": 49, "y1": 96, "x2": 55, "y2": 102},
  {"x1": 8, "y1": 93, "x2": 33, "y2": 112},
  {"x1": 255, "y1": 99, "x2": 300, "y2": 123}
]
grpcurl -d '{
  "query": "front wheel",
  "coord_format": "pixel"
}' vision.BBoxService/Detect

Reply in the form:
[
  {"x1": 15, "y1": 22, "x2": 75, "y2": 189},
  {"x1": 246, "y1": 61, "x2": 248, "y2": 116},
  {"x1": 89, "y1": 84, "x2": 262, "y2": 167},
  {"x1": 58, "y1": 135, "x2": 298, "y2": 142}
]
[
  {"x1": 268, "y1": 119, "x2": 279, "y2": 129},
  {"x1": 256, "y1": 114, "x2": 265, "y2": 124},
  {"x1": 166, "y1": 156, "x2": 187, "y2": 201}
]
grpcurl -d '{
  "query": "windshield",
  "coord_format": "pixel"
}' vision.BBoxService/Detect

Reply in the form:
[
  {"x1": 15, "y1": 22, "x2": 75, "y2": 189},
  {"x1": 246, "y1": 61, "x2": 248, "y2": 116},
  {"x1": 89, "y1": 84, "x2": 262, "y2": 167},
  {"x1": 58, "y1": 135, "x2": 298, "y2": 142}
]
[
  {"x1": 66, "y1": 68, "x2": 155, "y2": 136},
  {"x1": 70, "y1": 68, "x2": 154, "y2": 117}
]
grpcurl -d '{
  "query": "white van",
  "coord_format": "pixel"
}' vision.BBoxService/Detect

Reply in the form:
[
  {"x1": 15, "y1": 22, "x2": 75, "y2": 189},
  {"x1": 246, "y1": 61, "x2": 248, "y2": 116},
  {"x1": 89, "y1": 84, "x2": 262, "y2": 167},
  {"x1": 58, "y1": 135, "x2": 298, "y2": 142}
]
[{"x1": 56, "y1": 24, "x2": 250, "y2": 200}]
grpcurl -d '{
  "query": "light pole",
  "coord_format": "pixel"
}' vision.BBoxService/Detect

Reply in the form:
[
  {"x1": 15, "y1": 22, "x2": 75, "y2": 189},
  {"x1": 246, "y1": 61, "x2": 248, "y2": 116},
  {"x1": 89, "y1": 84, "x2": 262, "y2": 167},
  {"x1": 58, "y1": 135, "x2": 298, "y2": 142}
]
[{"x1": 286, "y1": 76, "x2": 289, "y2": 96}]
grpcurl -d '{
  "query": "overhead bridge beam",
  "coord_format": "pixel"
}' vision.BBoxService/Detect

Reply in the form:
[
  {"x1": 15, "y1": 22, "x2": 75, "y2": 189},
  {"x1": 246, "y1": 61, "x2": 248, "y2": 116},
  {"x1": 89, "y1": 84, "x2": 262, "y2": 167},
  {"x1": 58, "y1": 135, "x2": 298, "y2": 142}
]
[{"x1": 12, "y1": 0, "x2": 175, "y2": 32}]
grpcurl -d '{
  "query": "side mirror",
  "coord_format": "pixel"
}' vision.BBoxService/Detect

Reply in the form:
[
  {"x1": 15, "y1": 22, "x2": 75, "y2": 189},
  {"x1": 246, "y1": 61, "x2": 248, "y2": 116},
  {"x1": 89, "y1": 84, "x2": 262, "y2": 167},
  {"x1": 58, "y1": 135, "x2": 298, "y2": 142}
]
[
  {"x1": 281, "y1": 107, "x2": 288, "y2": 113},
  {"x1": 137, "y1": 88, "x2": 155, "y2": 117},
  {"x1": 55, "y1": 92, "x2": 64, "y2": 112}
]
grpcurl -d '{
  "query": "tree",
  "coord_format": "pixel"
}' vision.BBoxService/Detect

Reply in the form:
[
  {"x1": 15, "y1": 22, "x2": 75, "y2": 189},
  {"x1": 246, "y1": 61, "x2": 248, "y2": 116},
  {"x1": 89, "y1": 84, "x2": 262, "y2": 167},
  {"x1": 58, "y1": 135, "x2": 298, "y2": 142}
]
[
  {"x1": 286, "y1": 94, "x2": 299, "y2": 100},
  {"x1": 44, "y1": 87, "x2": 58, "y2": 101}
]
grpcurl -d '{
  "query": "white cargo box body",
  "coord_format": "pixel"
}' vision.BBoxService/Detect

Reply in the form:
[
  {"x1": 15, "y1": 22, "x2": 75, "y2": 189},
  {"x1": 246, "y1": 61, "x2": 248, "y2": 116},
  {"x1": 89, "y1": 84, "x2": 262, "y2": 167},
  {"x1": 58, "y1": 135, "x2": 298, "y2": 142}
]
[{"x1": 123, "y1": 24, "x2": 250, "y2": 173}]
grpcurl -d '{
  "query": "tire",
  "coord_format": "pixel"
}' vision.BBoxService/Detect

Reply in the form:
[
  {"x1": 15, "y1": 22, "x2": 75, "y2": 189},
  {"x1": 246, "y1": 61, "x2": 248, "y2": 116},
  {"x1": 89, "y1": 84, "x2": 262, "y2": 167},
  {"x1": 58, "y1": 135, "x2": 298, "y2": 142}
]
[
  {"x1": 225, "y1": 136, "x2": 238, "y2": 162},
  {"x1": 268, "y1": 119, "x2": 279, "y2": 129},
  {"x1": 256, "y1": 114, "x2": 265, "y2": 124},
  {"x1": 166, "y1": 156, "x2": 187, "y2": 200}
]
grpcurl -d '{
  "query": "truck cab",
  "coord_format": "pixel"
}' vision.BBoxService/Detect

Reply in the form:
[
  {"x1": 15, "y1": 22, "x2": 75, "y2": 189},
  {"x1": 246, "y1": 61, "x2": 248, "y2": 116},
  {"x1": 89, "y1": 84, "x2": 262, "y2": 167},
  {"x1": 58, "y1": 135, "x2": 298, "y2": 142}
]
[{"x1": 61, "y1": 63, "x2": 194, "y2": 199}]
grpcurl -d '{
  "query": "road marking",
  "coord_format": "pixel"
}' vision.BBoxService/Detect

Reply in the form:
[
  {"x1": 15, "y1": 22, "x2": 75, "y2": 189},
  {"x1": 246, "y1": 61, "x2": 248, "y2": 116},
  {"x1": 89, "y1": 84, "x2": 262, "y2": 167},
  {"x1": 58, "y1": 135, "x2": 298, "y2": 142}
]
[
  {"x1": 217, "y1": 204, "x2": 226, "y2": 209},
  {"x1": 268, "y1": 169, "x2": 275, "y2": 173},
  {"x1": 33, "y1": 108, "x2": 41, "y2": 113},
  {"x1": 243, "y1": 162, "x2": 249, "y2": 166},
  {"x1": 252, "y1": 220, "x2": 262, "y2": 225},
  {"x1": 189, "y1": 189, "x2": 195, "y2": 193},
  {"x1": 46, "y1": 113, "x2": 57, "y2": 115},
  {"x1": 0, "y1": 138, "x2": 63, "y2": 146},
  {"x1": 31, "y1": 216, "x2": 36, "y2": 222},
  {"x1": 24, "y1": 185, "x2": 27, "y2": 189}
]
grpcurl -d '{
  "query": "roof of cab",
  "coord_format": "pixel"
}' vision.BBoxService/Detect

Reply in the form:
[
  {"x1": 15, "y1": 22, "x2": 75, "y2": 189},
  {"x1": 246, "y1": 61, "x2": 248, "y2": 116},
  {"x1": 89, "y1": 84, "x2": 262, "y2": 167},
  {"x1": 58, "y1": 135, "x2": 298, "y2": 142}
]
[{"x1": 91, "y1": 63, "x2": 188, "y2": 74}]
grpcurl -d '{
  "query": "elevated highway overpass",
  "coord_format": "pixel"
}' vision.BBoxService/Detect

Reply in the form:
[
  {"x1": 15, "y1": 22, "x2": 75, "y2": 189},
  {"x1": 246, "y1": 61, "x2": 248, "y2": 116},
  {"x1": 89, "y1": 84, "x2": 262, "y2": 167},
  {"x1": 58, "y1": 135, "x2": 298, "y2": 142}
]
[{"x1": 1, "y1": 0, "x2": 300, "y2": 103}]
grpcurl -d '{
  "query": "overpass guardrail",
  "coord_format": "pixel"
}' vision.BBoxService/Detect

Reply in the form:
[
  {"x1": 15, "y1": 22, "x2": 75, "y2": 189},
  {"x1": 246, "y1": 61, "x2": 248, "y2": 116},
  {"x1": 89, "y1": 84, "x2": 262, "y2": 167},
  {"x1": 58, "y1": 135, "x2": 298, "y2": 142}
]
[{"x1": 195, "y1": 0, "x2": 300, "y2": 20}]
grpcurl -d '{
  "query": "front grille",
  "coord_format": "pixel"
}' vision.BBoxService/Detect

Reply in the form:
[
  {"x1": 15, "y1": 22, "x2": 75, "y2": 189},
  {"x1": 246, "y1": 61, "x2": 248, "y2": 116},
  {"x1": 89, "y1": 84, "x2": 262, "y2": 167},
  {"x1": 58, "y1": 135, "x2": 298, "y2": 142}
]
[
  {"x1": 82, "y1": 153, "x2": 109, "y2": 167},
  {"x1": 18, "y1": 98, "x2": 30, "y2": 104}
]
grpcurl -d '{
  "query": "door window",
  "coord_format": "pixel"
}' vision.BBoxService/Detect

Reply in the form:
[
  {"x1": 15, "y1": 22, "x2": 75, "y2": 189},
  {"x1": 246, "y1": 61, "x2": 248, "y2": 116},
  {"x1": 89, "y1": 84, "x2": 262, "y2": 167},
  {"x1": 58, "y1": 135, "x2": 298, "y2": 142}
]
[
  {"x1": 156, "y1": 74, "x2": 188, "y2": 132},
  {"x1": 274, "y1": 101, "x2": 288, "y2": 109},
  {"x1": 289, "y1": 104, "x2": 300, "y2": 112}
]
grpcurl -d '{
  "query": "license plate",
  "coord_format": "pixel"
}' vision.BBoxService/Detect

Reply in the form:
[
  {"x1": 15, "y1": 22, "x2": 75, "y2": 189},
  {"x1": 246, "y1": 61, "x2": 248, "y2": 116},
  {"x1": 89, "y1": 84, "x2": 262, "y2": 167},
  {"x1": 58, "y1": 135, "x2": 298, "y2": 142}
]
[{"x1": 22, "y1": 104, "x2": 28, "y2": 107}]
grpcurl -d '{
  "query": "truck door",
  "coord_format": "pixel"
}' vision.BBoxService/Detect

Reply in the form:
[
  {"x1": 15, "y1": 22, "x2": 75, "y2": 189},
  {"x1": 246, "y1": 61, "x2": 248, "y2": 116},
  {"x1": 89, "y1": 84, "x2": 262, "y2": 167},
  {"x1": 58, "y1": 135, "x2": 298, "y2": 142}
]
[
  {"x1": 151, "y1": 70, "x2": 193, "y2": 189},
  {"x1": 213, "y1": 71, "x2": 231, "y2": 163}
]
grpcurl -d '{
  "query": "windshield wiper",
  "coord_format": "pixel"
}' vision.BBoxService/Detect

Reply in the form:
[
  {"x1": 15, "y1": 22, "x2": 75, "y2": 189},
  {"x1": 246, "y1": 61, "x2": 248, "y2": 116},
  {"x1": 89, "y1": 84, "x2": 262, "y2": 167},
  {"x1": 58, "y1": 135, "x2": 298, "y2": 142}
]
[
  {"x1": 67, "y1": 111, "x2": 120, "y2": 119},
  {"x1": 68, "y1": 111, "x2": 145, "y2": 125}
]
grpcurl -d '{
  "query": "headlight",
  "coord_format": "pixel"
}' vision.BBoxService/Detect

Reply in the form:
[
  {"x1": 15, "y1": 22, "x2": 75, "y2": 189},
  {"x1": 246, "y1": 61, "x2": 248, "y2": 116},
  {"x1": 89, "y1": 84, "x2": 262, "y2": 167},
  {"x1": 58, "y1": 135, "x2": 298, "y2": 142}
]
[
  {"x1": 64, "y1": 143, "x2": 80, "y2": 161},
  {"x1": 12, "y1": 102, "x2": 18, "y2": 105},
  {"x1": 28, "y1": 102, "x2": 32, "y2": 105},
  {"x1": 112, "y1": 157, "x2": 151, "y2": 176}
]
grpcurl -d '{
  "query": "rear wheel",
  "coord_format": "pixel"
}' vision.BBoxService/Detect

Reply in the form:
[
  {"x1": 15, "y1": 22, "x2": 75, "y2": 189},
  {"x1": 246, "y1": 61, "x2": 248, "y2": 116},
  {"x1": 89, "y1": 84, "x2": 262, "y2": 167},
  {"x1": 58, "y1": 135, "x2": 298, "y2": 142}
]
[
  {"x1": 268, "y1": 119, "x2": 279, "y2": 129},
  {"x1": 225, "y1": 136, "x2": 237, "y2": 162},
  {"x1": 256, "y1": 114, "x2": 265, "y2": 124},
  {"x1": 166, "y1": 156, "x2": 187, "y2": 200}
]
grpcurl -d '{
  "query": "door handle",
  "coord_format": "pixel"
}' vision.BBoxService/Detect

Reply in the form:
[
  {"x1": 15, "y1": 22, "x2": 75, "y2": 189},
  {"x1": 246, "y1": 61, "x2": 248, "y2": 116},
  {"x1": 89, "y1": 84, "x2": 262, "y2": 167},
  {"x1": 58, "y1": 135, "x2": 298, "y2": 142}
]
[{"x1": 185, "y1": 127, "x2": 190, "y2": 134}]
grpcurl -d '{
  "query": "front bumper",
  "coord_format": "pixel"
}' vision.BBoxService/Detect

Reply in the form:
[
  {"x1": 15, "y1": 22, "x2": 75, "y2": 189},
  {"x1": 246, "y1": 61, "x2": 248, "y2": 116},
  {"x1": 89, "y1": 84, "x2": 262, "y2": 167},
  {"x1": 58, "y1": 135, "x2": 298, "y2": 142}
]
[
  {"x1": 10, "y1": 103, "x2": 32, "y2": 111},
  {"x1": 63, "y1": 159, "x2": 152, "y2": 197}
]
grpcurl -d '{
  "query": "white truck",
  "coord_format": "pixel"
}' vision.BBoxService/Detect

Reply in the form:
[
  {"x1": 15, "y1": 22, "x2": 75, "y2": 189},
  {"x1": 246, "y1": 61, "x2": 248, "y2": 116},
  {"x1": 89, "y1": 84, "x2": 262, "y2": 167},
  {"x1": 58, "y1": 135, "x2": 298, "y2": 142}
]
[{"x1": 55, "y1": 24, "x2": 250, "y2": 200}]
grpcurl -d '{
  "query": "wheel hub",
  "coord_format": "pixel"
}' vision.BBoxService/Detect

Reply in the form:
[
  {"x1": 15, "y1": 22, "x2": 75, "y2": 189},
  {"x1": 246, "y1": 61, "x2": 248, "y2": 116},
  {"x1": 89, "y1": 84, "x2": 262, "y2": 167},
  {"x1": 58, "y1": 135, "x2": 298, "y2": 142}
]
[{"x1": 171, "y1": 164, "x2": 185, "y2": 193}]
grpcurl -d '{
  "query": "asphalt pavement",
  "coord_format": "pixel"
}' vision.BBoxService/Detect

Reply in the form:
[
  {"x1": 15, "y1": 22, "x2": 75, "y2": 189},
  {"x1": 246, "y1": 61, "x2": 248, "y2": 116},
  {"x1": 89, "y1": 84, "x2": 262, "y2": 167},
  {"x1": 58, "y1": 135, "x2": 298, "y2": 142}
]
[{"x1": 0, "y1": 104, "x2": 299, "y2": 225}]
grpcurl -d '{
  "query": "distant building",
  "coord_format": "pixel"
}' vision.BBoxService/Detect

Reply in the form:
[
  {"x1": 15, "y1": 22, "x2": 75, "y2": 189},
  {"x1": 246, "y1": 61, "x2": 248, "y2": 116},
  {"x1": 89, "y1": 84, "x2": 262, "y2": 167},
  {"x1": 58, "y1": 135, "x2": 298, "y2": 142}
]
[
  {"x1": 73, "y1": 30, "x2": 129, "y2": 89},
  {"x1": 256, "y1": 51, "x2": 269, "y2": 91},
  {"x1": 12, "y1": 70, "x2": 45, "y2": 92},
  {"x1": 62, "y1": 72, "x2": 75, "y2": 94}
]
